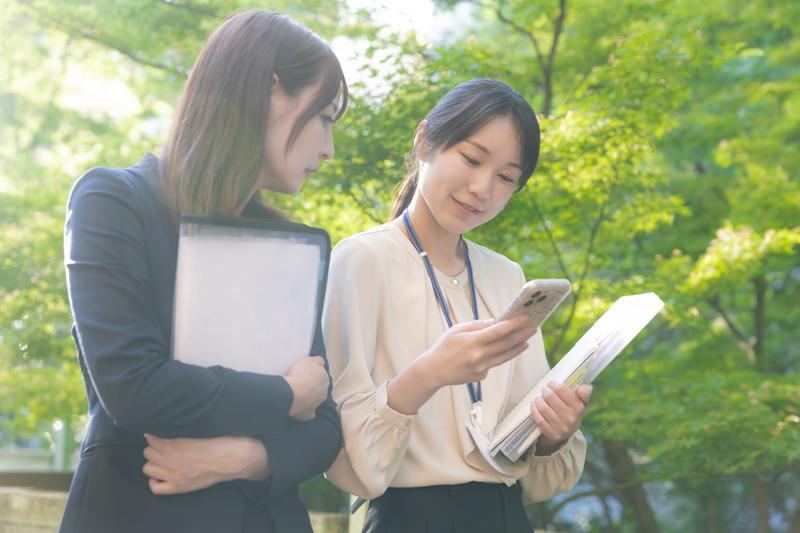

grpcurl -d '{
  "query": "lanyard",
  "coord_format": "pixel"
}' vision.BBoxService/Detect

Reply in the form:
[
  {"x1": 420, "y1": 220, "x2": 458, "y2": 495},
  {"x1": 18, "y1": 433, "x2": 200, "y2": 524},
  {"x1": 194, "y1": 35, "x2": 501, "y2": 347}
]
[{"x1": 401, "y1": 210, "x2": 483, "y2": 423}]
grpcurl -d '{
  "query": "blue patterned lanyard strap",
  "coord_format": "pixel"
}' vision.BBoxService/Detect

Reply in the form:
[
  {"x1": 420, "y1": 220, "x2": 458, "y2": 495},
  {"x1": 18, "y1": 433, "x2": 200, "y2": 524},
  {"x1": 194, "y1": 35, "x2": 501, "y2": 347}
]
[{"x1": 401, "y1": 210, "x2": 482, "y2": 408}]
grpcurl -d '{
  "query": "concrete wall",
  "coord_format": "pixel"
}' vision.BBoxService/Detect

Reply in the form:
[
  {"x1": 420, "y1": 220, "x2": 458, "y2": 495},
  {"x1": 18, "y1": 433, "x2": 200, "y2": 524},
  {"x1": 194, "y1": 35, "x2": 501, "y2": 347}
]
[
  {"x1": 0, "y1": 487, "x2": 347, "y2": 533},
  {"x1": 0, "y1": 488, "x2": 67, "y2": 533}
]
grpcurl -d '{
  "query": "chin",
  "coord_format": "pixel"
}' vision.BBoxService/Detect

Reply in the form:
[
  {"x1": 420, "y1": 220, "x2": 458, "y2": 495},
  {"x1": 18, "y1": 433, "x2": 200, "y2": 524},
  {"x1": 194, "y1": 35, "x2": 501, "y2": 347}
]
[
  {"x1": 437, "y1": 213, "x2": 474, "y2": 236},
  {"x1": 273, "y1": 179, "x2": 303, "y2": 195}
]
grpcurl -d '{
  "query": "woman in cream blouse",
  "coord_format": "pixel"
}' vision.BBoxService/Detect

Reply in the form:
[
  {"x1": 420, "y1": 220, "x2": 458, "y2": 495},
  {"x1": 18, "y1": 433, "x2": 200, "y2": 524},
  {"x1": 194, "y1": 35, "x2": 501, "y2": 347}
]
[{"x1": 324, "y1": 79, "x2": 592, "y2": 532}]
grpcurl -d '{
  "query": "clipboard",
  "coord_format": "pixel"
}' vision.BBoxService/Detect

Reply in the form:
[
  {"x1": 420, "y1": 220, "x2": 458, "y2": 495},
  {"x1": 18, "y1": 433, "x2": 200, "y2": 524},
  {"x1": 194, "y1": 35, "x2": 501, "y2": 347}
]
[{"x1": 171, "y1": 214, "x2": 330, "y2": 376}]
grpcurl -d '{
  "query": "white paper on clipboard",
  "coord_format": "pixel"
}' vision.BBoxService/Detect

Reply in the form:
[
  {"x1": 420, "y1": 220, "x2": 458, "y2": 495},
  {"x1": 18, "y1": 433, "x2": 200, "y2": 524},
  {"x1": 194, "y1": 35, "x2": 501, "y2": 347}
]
[{"x1": 171, "y1": 217, "x2": 327, "y2": 376}]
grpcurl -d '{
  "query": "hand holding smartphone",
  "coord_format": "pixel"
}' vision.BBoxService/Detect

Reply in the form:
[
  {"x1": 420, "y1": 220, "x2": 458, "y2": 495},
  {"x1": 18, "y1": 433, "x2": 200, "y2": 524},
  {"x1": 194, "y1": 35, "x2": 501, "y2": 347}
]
[{"x1": 497, "y1": 279, "x2": 571, "y2": 330}]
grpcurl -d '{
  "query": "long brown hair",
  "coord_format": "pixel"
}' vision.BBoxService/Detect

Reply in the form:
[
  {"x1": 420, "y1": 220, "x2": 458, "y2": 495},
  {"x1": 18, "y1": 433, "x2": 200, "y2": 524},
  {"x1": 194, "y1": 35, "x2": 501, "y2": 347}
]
[
  {"x1": 159, "y1": 10, "x2": 348, "y2": 222},
  {"x1": 390, "y1": 78, "x2": 539, "y2": 219}
]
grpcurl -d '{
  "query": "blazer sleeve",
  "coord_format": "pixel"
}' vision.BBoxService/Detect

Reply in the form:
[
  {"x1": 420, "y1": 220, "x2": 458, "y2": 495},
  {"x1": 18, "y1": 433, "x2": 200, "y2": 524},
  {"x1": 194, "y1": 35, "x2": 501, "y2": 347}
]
[
  {"x1": 321, "y1": 238, "x2": 415, "y2": 500},
  {"x1": 237, "y1": 328, "x2": 342, "y2": 504},
  {"x1": 64, "y1": 170, "x2": 293, "y2": 437}
]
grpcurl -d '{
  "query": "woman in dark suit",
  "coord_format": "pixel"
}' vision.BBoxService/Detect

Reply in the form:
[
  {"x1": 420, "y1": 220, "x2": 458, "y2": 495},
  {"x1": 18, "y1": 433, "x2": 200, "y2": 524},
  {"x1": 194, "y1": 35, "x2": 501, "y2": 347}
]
[{"x1": 59, "y1": 10, "x2": 348, "y2": 533}]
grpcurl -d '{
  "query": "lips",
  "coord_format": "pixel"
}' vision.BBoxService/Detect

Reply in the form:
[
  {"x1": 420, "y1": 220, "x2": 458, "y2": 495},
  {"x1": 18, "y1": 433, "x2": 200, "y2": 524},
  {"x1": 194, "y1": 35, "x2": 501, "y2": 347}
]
[{"x1": 452, "y1": 196, "x2": 482, "y2": 214}]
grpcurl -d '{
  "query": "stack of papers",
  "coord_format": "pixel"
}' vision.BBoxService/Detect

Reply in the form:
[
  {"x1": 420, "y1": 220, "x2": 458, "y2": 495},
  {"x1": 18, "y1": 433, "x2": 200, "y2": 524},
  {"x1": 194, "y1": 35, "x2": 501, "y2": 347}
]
[{"x1": 472, "y1": 292, "x2": 664, "y2": 464}]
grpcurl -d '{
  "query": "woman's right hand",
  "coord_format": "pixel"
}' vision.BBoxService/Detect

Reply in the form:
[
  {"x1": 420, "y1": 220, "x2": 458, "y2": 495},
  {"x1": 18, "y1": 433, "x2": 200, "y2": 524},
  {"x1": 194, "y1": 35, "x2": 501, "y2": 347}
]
[
  {"x1": 284, "y1": 356, "x2": 330, "y2": 421},
  {"x1": 419, "y1": 315, "x2": 536, "y2": 387},
  {"x1": 387, "y1": 315, "x2": 536, "y2": 415}
]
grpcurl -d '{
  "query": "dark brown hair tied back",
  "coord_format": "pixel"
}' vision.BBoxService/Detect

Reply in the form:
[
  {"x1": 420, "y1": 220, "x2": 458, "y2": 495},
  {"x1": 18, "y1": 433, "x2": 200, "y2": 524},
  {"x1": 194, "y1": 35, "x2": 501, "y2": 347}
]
[{"x1": 390, "y1": 78, "x2": 539, "y2": 220}]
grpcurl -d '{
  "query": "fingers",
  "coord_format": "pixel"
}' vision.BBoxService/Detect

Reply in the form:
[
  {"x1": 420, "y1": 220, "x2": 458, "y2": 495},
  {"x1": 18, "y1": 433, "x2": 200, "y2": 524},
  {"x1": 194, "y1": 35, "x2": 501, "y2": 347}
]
[
  {"x1": 485, "y1": 341, "x2": 529, "y2": 368},
  {"x1": 308, "y1": 356, "x2": 325, "y2": 366},
  {"x1": 144, "y1": 433, "x2": 170, "y2": 452},
  {"x1": 142, "y1": 461, "x2": 170, "y2": 482},
  {"x1": 148, "y1": 477, "x2": 178, "y2": 496},
  {"x1": 142, "y1": 445, "x2": 166, "y2": 466},
  {"x1": 541, "y1": 384, "x2": 572, "y2": 414},
  {"x1": 576, "y1": 384, "x2": 593, "y2": 405},
  {"x1": 471, "y1": 316, "x2": 529, "y2": 344},
  {"x1": 531, "y1": 382, "x2": 591, "y2": 442},
  {"x1": 545, "y1": 382, "x2": 584, "y2": 412},
  {"x1": 530, "y1": 402, "x2": 557, "y2": 441},
  {"x1": 484, "y1": 324, "x2": 537, "y2": 355}
]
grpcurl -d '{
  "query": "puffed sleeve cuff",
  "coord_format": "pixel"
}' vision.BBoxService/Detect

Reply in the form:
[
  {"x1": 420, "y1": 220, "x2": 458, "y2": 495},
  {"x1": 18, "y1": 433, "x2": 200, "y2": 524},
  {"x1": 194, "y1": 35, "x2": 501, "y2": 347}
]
[
  {"x1": 374, "y1": 380, "x2": 415, "y2": 429},
  {"x1": 520, "y1": 430, "x2": 587, "y2": 504}
]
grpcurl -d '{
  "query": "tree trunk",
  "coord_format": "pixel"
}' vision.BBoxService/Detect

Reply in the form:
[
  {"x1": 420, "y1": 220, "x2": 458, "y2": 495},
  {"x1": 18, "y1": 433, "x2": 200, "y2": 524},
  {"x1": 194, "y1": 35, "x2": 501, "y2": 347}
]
[
  {"x1": 788, "y1": 508, "x2": 800, "y2": 533},
  {"x1": 753, "y1": 275, "x2": 767, "y2": 371},
  {"x1": 603, "y1": 441, "x2": 660, "y2": 533},
  {"x1": 705, "y1": 492, "x2": 719, "y2": 533},
  {"x1": 754, "y1": 473, "x2": 771, "y2": 533}
]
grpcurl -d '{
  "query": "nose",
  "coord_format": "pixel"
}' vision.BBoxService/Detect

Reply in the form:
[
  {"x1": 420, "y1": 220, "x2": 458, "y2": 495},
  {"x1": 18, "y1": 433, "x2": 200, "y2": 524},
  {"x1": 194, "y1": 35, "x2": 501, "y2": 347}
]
[
  {"x1": 320, "y1": 129, "x2": 334, "y2": 161},
  {"x1": 468, "y1": 171, "x2": 493, "y2": 200}
]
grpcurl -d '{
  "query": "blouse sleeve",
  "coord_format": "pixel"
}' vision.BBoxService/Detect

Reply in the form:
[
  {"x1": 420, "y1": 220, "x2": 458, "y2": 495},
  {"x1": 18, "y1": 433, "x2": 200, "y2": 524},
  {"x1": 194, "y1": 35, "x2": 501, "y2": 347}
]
[
  {"x1": 504, "y1": 264, "x2": 587, "y2": 504},
  {"x1": 322, "y1": 237, "x2": 414, "y2": 499}
]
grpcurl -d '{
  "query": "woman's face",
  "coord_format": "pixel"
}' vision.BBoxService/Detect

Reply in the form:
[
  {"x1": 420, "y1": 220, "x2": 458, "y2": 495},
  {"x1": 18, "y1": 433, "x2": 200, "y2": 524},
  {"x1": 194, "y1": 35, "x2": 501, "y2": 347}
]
[
  {"x1": 257, "y1": 79, "x2": 336, "y2": 194},
  {"x1": 417, "y1": 115, "x2": 523, "y2": 235}
]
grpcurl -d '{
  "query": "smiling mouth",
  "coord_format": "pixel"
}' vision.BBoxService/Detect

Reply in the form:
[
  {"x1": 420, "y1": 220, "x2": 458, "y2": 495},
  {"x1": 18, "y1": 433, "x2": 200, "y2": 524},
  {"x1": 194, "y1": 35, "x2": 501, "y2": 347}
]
[{"x1": 452, "y1": 197, "x2": 482, "y2": 214}]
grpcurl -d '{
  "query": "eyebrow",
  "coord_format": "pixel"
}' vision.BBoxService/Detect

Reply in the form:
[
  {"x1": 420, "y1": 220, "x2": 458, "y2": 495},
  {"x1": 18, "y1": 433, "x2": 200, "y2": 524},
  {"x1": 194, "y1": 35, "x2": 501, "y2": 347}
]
[{"x1": 465, "y1": 140, "x2": 521, "y2": 170}]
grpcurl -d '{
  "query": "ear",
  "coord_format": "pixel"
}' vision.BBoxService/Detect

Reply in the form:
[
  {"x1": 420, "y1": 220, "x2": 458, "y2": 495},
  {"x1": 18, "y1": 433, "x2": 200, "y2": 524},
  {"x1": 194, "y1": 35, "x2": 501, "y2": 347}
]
[
  {"x1": 270, "y1": 74, "x2": 290, "y2": 113},
  {"x1": 413, "y1": 121, "x2": 429, "y2": 162}
]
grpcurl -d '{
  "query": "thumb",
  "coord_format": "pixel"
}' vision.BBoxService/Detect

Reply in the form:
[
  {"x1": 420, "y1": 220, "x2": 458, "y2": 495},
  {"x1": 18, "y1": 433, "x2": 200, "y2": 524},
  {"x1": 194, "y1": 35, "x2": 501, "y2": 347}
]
[
  {"x1": 576, "y1": 384, "x2": 593, "y2": 405},
  {"x1": 454, "y1": 319, "x2": 495, "y2": 332}
]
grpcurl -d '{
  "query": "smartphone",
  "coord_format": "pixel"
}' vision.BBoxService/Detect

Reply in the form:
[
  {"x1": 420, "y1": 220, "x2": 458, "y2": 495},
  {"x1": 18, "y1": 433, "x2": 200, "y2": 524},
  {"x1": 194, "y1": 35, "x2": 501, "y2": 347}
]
[{"x1": 497, "y1": 279, "x2": 571, "y2": 330}]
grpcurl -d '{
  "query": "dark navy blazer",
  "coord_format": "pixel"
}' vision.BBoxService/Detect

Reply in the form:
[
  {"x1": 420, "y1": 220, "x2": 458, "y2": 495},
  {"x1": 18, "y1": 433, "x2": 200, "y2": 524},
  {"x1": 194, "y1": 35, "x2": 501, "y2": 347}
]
[{"x1": 59, "y1": 153, "x2": 341, "y2": 532}]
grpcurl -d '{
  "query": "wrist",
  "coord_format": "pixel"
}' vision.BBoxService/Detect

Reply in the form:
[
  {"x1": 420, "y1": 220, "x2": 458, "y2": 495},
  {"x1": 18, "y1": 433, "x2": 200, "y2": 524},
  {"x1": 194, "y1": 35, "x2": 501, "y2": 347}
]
[
  {"x1": 282, "y1": 376, "x2": 300, "y2": 415},
  {"x1": 535, "y1": 435, "x2": 566, "y2": 456},
  {"x1": 412, "y1": 351, "x2": 443, "y2": 393},
  {"x1": 236, "y1": 438, "x2": 271, "y2": 481}
]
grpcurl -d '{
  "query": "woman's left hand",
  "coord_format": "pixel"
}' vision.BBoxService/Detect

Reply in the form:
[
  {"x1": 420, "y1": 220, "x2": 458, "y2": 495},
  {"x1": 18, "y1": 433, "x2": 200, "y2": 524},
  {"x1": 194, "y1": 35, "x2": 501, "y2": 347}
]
[
  {"x1": 530, "y1": 382, "x2": 592, "y2": 455},
  {"x1": 142, "y1": 434, "x2": 270, "y2": 495}
]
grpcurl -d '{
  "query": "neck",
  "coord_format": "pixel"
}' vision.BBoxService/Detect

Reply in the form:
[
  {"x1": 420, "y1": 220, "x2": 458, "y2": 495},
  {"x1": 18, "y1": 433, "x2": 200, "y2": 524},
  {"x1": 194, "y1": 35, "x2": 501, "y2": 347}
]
[{"x1": 405, "y1": 193, "x2": 464, "y2": 276}]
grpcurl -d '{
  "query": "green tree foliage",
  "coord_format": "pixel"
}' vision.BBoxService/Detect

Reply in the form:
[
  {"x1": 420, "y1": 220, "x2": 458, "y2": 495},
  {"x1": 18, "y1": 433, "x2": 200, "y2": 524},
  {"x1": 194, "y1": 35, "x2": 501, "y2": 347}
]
[{"x1": 2, "y1": 0, "x2": 798, "y2": 529}]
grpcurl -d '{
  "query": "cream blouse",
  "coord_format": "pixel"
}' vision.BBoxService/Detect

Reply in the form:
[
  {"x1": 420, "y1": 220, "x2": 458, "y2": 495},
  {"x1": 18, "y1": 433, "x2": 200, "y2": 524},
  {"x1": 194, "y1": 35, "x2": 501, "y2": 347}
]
[{"x1": 323, "y1": 220, "x2": 586, "y2": 504}]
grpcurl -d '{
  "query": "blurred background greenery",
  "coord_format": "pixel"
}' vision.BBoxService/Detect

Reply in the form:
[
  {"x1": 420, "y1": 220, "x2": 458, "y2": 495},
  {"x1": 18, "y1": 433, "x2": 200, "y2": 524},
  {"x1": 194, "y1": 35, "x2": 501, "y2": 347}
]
[{"x1": 0, "y1": 0, "x2": 798, "y2": 531}]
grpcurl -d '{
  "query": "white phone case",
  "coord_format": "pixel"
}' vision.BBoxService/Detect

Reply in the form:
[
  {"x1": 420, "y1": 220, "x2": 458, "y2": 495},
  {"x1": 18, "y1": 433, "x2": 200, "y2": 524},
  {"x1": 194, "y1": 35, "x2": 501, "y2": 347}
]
[{"x1": 497, "y1": 278, "x2": 571, "y2": 329}]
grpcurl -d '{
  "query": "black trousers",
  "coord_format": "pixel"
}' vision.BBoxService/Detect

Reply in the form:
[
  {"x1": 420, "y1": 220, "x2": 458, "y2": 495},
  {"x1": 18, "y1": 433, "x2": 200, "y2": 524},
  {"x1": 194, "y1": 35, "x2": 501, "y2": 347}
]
[{"x1": 363, "y1": 482, "x2": 534, "y2": 533}]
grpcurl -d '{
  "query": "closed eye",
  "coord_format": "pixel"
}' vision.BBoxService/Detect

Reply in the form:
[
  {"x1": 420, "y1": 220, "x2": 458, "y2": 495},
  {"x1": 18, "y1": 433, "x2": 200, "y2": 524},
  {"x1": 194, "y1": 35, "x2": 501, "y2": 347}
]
[
  {"x1": 460, "y1": 152, "x2": 480, "y2": 166},
  {"x1": 499, "y1": 174, "x2": 516, "y2": 184}
]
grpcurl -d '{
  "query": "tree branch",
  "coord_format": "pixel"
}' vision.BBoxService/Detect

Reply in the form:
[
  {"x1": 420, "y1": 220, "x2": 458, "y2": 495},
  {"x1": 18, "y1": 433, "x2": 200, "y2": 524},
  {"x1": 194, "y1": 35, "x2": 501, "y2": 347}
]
[
  {"x1": 752, "y1": 275, "x2": 767, "y2": 372},
  {"x1": 74, "y1": 30, "x2": 188, "y2": 76},
  {"x1": 158, "y1": 0, "x2": 219, "y2": 17},
  {"x1": 529, "y1": 194, "x2": 571, "y2": 280},
  {"x1": 547, "y1": 477, "x2": 648, "y2": 517},
  {"x1": 32, "y1": 11, "x2": 188, "y2": 76},
  {"x1": 546, "y1": 0, "x2": 567, "y2": 74},
  {"x1": 344, "y1": 186, "x2": 386, "y2": 225},
  {"x1": 548, "y1": 200, "x2": 606, "y2": 357},
  {"x1": 488, "y1": 0, "x2": 566, "y2": 115},
  {"x1": 707, "y1": 294, "x2": 755, "y2": 363},
  {"x1": 490, "y1": 0, "x2": 547, "y2": 73}
]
